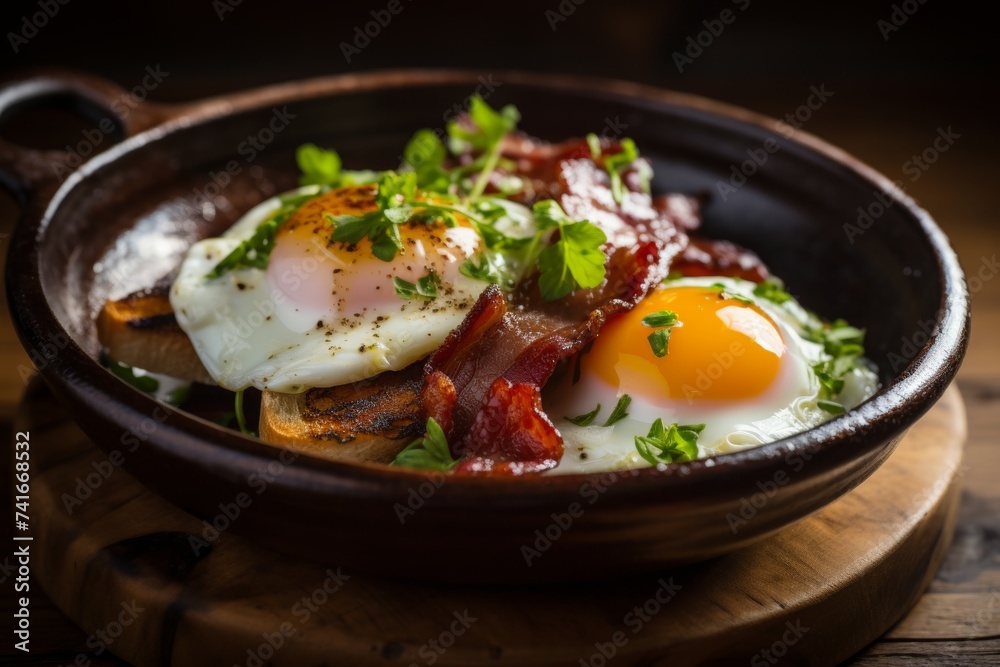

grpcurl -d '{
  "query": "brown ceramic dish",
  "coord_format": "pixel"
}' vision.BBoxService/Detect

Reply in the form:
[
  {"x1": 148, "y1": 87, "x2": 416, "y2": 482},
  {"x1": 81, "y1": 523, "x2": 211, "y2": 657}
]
[{"x1": 1, "y1": 70, "x2": 969, "y2": 583}]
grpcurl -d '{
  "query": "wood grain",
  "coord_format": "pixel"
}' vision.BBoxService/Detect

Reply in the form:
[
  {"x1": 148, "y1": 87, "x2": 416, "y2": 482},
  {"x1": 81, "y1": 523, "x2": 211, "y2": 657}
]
[{"x1": 8, "y1": 380, "x2": 964, "y2": 666}]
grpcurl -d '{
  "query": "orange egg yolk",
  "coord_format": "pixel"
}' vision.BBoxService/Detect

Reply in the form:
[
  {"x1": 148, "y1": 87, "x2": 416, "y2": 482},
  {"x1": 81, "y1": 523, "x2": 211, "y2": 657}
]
[
  {"x1": 267, "y1": 187, "x2": 480, "y2": 315},
  {"x1": 581, "y1": 286, "x2": 785, "y2": 402}
]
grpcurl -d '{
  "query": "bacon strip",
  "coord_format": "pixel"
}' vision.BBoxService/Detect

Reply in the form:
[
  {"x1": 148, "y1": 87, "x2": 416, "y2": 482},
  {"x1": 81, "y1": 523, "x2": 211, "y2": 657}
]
[{"x1": 423, "y1": 147, "x2": 692, "y2": 474}]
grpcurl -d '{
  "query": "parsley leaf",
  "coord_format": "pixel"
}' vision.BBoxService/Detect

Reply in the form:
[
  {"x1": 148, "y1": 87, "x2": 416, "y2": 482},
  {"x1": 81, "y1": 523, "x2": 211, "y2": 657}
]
[
  {"x1": 206, "y1": 190, "x2": 319, "y2": 279},
  {"x1": 634, "y1": 420, "x2": 704, "y2": 465},
  {"x1": 567, "y1": 404, "x2": 601, "y2": 426},
  {"x1": 710, "y1": 282, "x2": 753, "y2": 304},
  {"x1": 641, "y1": 310, "x2": 679, "y2": 328},
  {"x1": 296, "y1": 144, "x2": 381, "y2": 187},
  {"x1": 107, "y1": 360, "x2": 159, "y2": 393},
  {"x1": 533, "y1": 200, "x2": 607, "y2": 301},
  {"x1": 393, "y1": 418, "x2": 458, "y2": 471},
  {"x1": 591, "y1": 137, "x2": 651, "y2": 205},
  {"x1": 447, "y1": 95, "x2": 520, "y2": 198},
  {"x1": 641, "y1": 309, "x2": 679, "y2": 358},
  {"x1": 393, "y1": 271, "x2": 440, "y2": 300},
  {"x1": 753, "y1": 279, "x2": 793, "y2": 304},
  {"x1": 807, "y1": 318, "x2": 868, "y2": 408},
  {"x1": 460, "y1": 252, "x2": 508, "y2": 286},
  {"x1": 817, "y1": 400, "x2": 846, "y2": 415},
  {"x1": 297, "y1": 143, "x2": 342, "y2": 186},
  {"x1": 402, "y1": 129, "x2": 450, "y2": 192},
  {"x1": 586, "y1": 133, "x2": 602, "y2": 159},
  {"x1": 646, "y1": 329, "x2": 671, "y2": 358},
  {"x1": 327, "y1": 172, "x2": 481, "y2": 262},
  {"x1": 603, "y1": 394, "x2": 632, "y2": 427},
  {"x1": 447, "y1": 95, "x2": 520, "y2": 152}
]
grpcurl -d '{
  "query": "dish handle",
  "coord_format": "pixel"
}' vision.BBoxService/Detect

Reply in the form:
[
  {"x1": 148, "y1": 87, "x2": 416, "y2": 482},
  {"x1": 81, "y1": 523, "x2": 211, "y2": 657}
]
[{"x1": 0, "y1": 68, "x2": 175, "y2": 199}]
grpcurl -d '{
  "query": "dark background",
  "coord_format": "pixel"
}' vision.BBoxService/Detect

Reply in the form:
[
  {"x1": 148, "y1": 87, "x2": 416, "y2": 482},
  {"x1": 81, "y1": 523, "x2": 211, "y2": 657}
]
[
  {"x1": 0, "y1": 0, "x2": 994, "y2": 141},
  {"x1": 1, "y1": 1, "x2": 998, "y2": 664}
]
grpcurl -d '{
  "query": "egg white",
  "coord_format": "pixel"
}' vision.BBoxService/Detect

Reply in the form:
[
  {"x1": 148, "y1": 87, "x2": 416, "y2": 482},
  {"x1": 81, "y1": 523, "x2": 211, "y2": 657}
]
[
  {"x1": 547, "y1": 276, "x2": 880, "y2": 474},
  {"x1": 170, "y1": 186, "x2": 496, "y2": 393}
]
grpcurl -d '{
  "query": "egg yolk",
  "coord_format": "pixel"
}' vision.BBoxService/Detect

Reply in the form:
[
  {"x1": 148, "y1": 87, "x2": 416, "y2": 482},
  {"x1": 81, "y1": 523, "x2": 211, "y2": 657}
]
[
  {"x1": 581, "y1": 285, "x2": 785, "y2": 402},
  {"x1": 266, "y1": 187, "x2": 479, "y2": 316}
]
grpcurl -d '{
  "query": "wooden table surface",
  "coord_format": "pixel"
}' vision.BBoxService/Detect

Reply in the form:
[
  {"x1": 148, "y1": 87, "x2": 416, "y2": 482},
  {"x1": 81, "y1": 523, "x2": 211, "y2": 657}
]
[{"x1": 0, "y1": 87, "x2": 997, "y2": 665}]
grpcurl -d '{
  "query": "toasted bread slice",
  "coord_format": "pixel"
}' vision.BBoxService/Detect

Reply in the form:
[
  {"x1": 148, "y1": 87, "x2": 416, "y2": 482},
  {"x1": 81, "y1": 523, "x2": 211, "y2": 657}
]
[
  {"x1": 97, "y1": 289, "x2": 214, "y2": 384},
  {"x1": 99, "y1": 290, "x2": 424, "y2": 462},
  {"x1": 259, "y1": 364, "x2": 424, "y2": 463}
]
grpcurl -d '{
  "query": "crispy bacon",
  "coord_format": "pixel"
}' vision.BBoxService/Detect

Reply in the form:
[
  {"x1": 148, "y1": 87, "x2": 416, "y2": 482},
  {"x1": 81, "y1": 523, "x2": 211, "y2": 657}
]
[
  {"x1": 423, "y1": 147, "x2": 693, "y2": 474},
  {"x1": 671, "y1": 238, "x2": 770, "y2": 283}
]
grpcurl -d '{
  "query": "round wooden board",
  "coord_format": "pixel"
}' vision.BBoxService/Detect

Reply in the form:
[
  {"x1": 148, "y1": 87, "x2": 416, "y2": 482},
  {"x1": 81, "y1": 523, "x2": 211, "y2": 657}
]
[{"x1": 21, "y1": 381, "x2": 965, "y2": 667}]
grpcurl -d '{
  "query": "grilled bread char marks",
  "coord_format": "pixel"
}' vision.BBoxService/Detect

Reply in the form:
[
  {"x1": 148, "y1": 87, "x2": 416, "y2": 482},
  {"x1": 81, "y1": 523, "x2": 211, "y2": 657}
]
[
  {"x1": 97, "y1": 287, "x2": 422, "y2": 461},
  {"x1": 97, "y1": 287, "x2": 214, "y2": 384},
  {"x1": 259, "y1": 363, "x2": 425, "y2": 463}
]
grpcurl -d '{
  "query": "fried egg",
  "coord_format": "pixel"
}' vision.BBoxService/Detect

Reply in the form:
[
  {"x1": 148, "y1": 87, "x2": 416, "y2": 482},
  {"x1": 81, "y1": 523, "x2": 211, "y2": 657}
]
[
  {"x1": 170, "y1": 185, "x2": 496, "y2": 392},
  {"x1": 548, "y1": 276, "x2": 880, "y2": 474}
]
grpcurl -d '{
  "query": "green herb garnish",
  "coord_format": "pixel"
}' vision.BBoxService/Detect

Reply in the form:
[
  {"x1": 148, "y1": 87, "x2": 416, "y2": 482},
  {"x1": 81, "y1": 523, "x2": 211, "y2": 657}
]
[
  {"x1": 566, "y1": 404, "x2": 601, "y2": 426},
  {"x1": 327, "y1": 171, "x2": 481, "y2": 262},
  {"x1": 107, "y1": 360, "x2": 159, "y2": 393},
  {"x1": 296, "y1": 144, "x2": 380, "y2": 187},
  {"x1": 807, "y1": 318, "x2": 867, "y2": 408},
  {"x1": 752, "y1": 279, "x2": 793, "y2": 304},
  {"x1": 234, "y1": 389, "x2": 257, "y2": 437},
  {"x1": 393, "y1": 417, "x2": 458, "y2": 471},
  {"x1": 603, "y1": 394, "x2": 632, "y2": 427},
  {"x1": 534, "y1": 200, "x2": 608, "y2": 301},
  {"x1": 393, "y1": 271, "x2": 440, "y2": 301},
  {"x1": 634, "y1": 420, "x2": 704, "y2": 465},
  {"x1": 710, "y1": 282, "x2": 753, "y2": 304},
  {"x1": 206, "y1": 190, "x2": 319, "y2": 279},
  {"x1": 641, "y1": 309, "x2": 679, "y2": 358},
  {"x1": 402, "y1": 130, "x2": 450, "y2": 192},
  {"x1": 817, "y1": 400, "x2": 846, "y2": 415},
  {"x1": 590, "y1": 137, "x2": 650, "y2": 205},
  {"x1": 447, "y1": 95, "x2": 520, "y2": 199}
]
